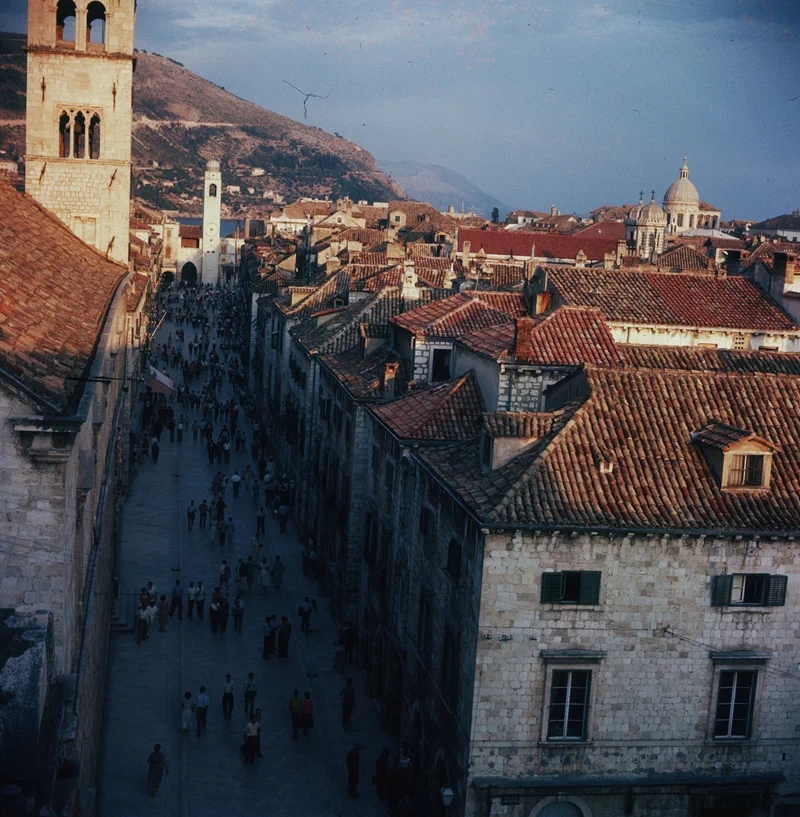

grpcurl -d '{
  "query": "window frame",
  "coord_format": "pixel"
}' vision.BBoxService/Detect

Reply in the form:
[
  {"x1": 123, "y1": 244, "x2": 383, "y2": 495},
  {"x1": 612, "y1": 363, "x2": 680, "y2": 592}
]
[
  {"x1": 540, "y1": 570, "x2": 602, "y2": 605},
  {"x1": 711, "y1": 573, "x2": 787, "y2": 607},
  {"x1": 546, "y1": 668, "x2": 592, "y2": 741}
]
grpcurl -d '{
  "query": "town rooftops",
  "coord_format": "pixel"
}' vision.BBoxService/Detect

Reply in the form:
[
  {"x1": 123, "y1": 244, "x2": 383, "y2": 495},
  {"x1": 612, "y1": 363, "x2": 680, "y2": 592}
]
[
  {"x1": 617, "y1": 344, "x2": 800, "y2": 375},
  {"x1": 656, "y1": 244, "x2": 711, "y2": 271},
  {"x1": 419, "y1": 365, "x2": 800, "y2": 534},
  {"x1": 371, "y1": 372, "x2": 484, "y2": 442},
  {"x1": 692, "y1": 420, "x2": 778, "y2": 452},
  {"x1": 569, "y1": 221, "x2": 627, "y2": 241},
  {"x1": 319, "y1": 344, "x2": 405, "y2": 401},
  {"x1": 457, "y1": 228, "x2": 619, "y2": 262},
  {"x1": 753, "y1": 213, "x2": 800, "y2": 231},
  {"x1": 391, "y1": 292, "x2": 526, "y2": 337},
  {"x1": 0, "y1": 182, "x2": 128, "y2": 412},
  {"x1": 538, "y1": 266, "x2": 798, "y2": 331},
  {"x1": 178, "y1": 224, "x2": 202, "y2": 239}
]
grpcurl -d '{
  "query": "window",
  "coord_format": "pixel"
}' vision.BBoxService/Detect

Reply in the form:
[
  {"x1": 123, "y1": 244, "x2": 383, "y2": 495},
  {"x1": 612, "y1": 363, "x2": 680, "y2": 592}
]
[
  {"x1": 73, "y1": 216, "x2": 97, "y2": 247},
  {"x1": 689, "y1": 214, "x2": 695, "y2": 228},
  {"x1": 714, "y1": 670, "x2": 756, "y2": 739},
  {"x1": 430, "y1": 348, "x2": 452, "y2": 383},
  {"x1": 711, "y1": 573, "x2": 787, "y2": 607},
  {"x1": 540, "y1": 571, "x2": 601, "y2": 605},
  {"x1": 209, "y1": 183, "x2": 217, "y2": 198},
  {"x1": 727, "y1": 454, "x2": 764, "y2": 487},
  {"x1": 677, "y1": 213, "x2": 684, "y2": 227},
  {"x1": 547, "y1": 670, "x2": 591, "y2": 740},
  {"x1": 56, "y1": 0, "x2": 76, "y2": 43},
  {"x1": 58, "y1": 109, "x2": 101, "y2": 159},
  {"x1": 59, "y1": 111, "x2": 72, "y2": 158},
  {"x1": 87, "y1": 2, "x2": 106, "y2": 48},
  {"x1": 73, "y1": 111, "x2": 86, "y2": 158},
  {"x1": 445, "y1": 539, "x2": 462, "y2": 578}
]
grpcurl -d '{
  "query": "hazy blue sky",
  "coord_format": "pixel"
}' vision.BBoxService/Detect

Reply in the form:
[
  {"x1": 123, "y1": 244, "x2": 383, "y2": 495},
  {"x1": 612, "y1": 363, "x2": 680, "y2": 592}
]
[{"x1": 3, "y1": 0, "x2": 799, "y2": 218}]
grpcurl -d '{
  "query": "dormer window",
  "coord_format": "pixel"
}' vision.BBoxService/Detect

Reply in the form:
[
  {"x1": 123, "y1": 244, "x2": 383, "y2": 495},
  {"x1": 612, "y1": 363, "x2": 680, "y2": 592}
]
[{"x1": 692, "y1": 421, "x2": 778, "y2": 491}]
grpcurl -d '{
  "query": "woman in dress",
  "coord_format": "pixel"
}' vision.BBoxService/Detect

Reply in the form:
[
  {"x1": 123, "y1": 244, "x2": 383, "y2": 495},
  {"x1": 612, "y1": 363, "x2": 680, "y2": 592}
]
[
  {"x1": 180, "y1": 691, "x2": 193, "y2": 736},
  {"x1": 146, "y1": 743, "x2": 169, "y2": 796},
  {"x1": 301, "y1": 691, "x2": 314, "y2": 737}
]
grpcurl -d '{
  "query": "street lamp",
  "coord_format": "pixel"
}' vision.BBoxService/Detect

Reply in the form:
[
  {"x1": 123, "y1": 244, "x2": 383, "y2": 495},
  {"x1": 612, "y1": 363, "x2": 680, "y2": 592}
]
[{"x1": 441, "y1": 786, "x2": 455, "y2": 810}]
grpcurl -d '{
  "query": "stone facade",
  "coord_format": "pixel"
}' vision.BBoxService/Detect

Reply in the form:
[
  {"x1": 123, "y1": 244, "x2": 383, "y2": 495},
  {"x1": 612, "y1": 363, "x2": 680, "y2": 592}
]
[{"x1": 24, "y1": 0, "x2": 136, "y2": 265}]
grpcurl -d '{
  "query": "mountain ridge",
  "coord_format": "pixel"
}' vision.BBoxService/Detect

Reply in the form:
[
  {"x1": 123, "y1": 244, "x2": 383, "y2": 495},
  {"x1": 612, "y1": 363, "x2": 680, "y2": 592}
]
[{"x1": 0, "y1": 32, "x2": 405, "y2": 214}]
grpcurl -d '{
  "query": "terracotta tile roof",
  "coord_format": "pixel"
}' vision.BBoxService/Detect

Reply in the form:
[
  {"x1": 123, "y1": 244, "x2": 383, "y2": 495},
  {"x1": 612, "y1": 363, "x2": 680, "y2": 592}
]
[
  {"x1": 350, "y1": 252, "x2": 389, "y2": 266},
  {"x1": 514, "y1": 307, "x2": 621, "y2": 366},
  {"x1": 741, "y1": 241, "x2": 777, "y2": 271},
  {"x1": 0, "y1": 183, "x2": 128, "y2": 412},
  {"x1": 753, "y1": 213, "x2": 800, "y2": 231},
  {"x1": 483, "y1": 412, "x2": 556, "y2": 438},
  {"x1": 698, "y1": 201, "x2": 720, "y2": 212},
  {"x1": 277, "y1": 271, "x2": 350, "y2": 318},
  {"x1": 541, "y1": 266, "x2": 798, "y2": 331},
  {"x1": 569, "y1": 221, "x2": 627, "y2": 241},
  {"x1": 129, "y1": 217, "x2": 152, "y2": 231},
  {"x1": 337, "y1": 227, "x2": 387, "y2": 248},
  {"x1": 408, "y1": 244, "x2": 440, "y2": 258},
  {"x1": 456, "y1": 322, "x2": 516, "y2": 359},
  {"x1": 420, "y1": 366, "x2": 800, "y2": 533},
  {"x1": 657, "y1": 244, "x2": 710, "y2": 271},
  {"x1": 391, "y1": 292, "x2": 526, "y2": 338},
  {"x1": 179, "y1": 224, "x2": 202, "y2": 239},
  {"x1": 358, "y1": 268, "x2": 404, "y2": 292},
  {"x1": 706, "y1": 237, "x2": 745, "y2": 250},
  {"x1": 415, "y1": 267, "x2": 453, "y2": 289},
  {"x1": 319, "y1": 344, "x2": 404, "y2": 401},
  {"x1": 617, "y1": 344, "x2": 800, "y2": 375},
  {"x1": 458, "y1": 229, "x2": 619, "y2": 262},
  {"x1": 371, "y1": 372, "x2": 484, "y2": 442},
  {"x1": 692, "y1": 420, "x2": 777, "y2": 452},
  {"x1": 126, "y1": 272, "x2": 149, "y2": 311},
  {"x1": 486, "y1": 263, "x2": 526, "y2": 288}
]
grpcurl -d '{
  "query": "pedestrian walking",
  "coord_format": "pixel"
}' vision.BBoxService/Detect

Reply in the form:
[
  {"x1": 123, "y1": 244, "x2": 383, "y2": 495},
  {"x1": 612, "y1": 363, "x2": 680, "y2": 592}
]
[
  {"x1": 301, "y1": 691, "x2": 314, "y2": 737},
  {"x1": 198, "y1": 499, "x2": 208, "y2": 529},
  {"x1": 195, "y1": 581, "x2": 206, "y2": 619},
  {"x1": 271, "y1": 555, "x2": 285, "y2": 590},
  {"x1": 222, "y1": 674, "x2": 234, "y2": 720},
  {"x1": 299, "y1": 597, "x2": 311, "y2": 634},
  {"x1": 192, "y1": 420, "x2": 199, "y2": 442},
  {"x1": 375, "y1": 747, "x2": 390, "y2": 800},
  {"x1": 151, "y1": 438, "x2": 160, "y2": 464},
  {"x1": 262, "y1": 616, "x2": 271, "y2": 661},
  {"x1": 242, "y1": 716, "x2": 259, "y2": 764},
  {"x1": 255, "y1": 708, "x2": 264, "y2": 757},
  {"x1": 216, "y1": 516, "x2": 226, "y2": 547},
  {"x1": 255, "y1": 506, "x2": 265, "y2": 536},
  {"x1": 180, "y1": 691, "x2": 193, "y2": 736},
  {"x1": 219, "y1": 596, "x2": 230, "y2": 634},
  {"x1": 278, "y1": 502, "x2": 289, "y2": 534},
  {"x1": 231, "y1": 471, "x2": 241, "y2": 499},
  {"x1": 177, "y1": 420, "x2": 184, "y2": 443},
  {"x1": 236, "y1": 559, "x2": 248, "y2": 594},
  {"x1": 168, "y1": 418, "x2": 175, "y2": 442},
  {"x1": 246, "y1": 557, "x2": 255, "y2": 591},
  {"x1": 308, "y1": 599, "x2": 320, "y2": 635},
  {"x1": 219, "y1": 560, "x2": 230, "y2": 595},
  {"x1": 259, "y1": 558, "x2": 270, "y2": 594},
  {"x1": 187, "y1": 501, "x2": 196, "y2": 531},
  {"x1": 341, "y1": 678, "x2": 356, "y2": 728},
  {"x1": 169, "y1": 580, "x2": 183, "y2": 620},
  {"x1": 209, "y1": 596, "x2": 220, "y2": 634},
  {"x1": 136, "y1": 603, "x2": 149, "y2": 645},
  {"x1": 146, "y1": 744, "x2": 169, "y2": 797},
  {"x1": 225, "y1": 516, "x2": 235, "y2": 547},
  {"x1": 288, "y1": 689, "x2": 302, "y2": 740},
  {"x1": 147, "y1": 598, "x2": 157, "y2": 637},
  {"x1": 278, "y1": 615, "x2": 292, "y2": 658},
  {"x1": 187, "y1": 581, "x2": 196, "y2": 620},
  {"x1": 346, "y1": 745, "x2": 361, "y2": 799},
  {"x1": 233, "y1": 593, "x2": 244, "y2": 634},
  {"x1": 157, "y1": 595, "x2": 169, "y2": 632},
  {"x1": 244, "y1": 672, "x2": 257, "y2": 718},
  {"x1": 146, "y1": 581, "x2": 157, "y2": 605},
  {"x1": 194, "y1": 686, "x2": 209, "y2": 737},
  {"x1": 250, "y1": 535, "x2": 262, "y2": 569}
]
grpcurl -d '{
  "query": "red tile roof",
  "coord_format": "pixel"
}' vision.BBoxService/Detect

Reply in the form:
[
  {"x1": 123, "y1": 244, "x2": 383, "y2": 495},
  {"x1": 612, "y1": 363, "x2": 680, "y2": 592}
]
[
  {"x1": 541, "y1": 266, "x2": 797, "y2": 331},
  {"x1": 457, "y1": 228, "x2": 619, "y2": 262},
  {"x1": 420, "y1": 365, "x2": 800, "y2": 533},
  {"x1": 0, "y1": 183, "x2": 128, "y2": 411},
  {"x1": 457, "y1": 322, "x2": 516, "y2": 359},
  {"x1": 657, "y1": 244, "x2": 711, "y2": 271},
  {"x1": 371, "y1": 372, "x2": 484, "y2": 441},
  {"x1": 617, "y1": 344, "x2": 800, "y2": 375},
  {"x1": 569, "y1": 221, "x2": 627, "y2": 241},
  {"x1": 391, "y1": 292, "x2": 526, "y2": 337},
  {"x1": 483, "y1": 412, "x2": 556, "y2": 438},
  {"x1": 693, "y1": 420, "x2": 777, "y2": 452},
  {"x1": 179, "y1": 224, "x2": 202, "y2": 239}
]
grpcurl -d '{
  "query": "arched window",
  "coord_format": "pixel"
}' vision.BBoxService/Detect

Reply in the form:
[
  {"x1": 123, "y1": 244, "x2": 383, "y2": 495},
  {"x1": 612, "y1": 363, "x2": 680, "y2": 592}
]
[
  {"x1": 73, "y1": 111, "x2": 86, "y2": 158},
  {"x1": 89, "y1": 113, "x2": 101, "y2": 159},
  {"x1": 87, "y1": 2, "x2": 106, "y2": 49},
  {"x1": 59, "y1": 111, "x2": 72, "y2": 158},
  {"x1": 209, "y1": 183, "x2": 217, "y2": 198},
  {"x1": 56, "y1": 0, "x2": 76, "y2": 44}
]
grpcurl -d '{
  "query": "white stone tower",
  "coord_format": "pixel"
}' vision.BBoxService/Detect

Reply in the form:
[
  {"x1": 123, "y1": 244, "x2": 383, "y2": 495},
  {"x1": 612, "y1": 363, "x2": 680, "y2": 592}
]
[
  {"x1": 202, "y1": 159, "x2": 222, "y2": 284},
  {"x1": 24, "y1": 0, "x2": 135, "y2": 266}
]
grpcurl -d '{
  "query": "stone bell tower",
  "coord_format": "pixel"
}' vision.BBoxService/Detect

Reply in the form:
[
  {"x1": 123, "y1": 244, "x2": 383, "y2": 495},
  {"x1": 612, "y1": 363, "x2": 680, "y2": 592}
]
[
  {"x1": 24, "y1": 0, "x2": 135, "y2": 265},
  {"x1": 202, "y1": 159, "x2": 222, "y2": 284}
]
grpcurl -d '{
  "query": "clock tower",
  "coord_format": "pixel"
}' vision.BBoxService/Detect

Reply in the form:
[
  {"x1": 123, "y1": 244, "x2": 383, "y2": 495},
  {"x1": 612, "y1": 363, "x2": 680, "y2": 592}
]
[{"x1": 202, "y1": 159, "x2": 221, "y2": 284}]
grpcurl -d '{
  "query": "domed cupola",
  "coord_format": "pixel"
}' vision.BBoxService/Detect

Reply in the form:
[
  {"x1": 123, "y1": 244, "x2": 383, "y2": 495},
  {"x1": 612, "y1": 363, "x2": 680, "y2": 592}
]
[{"x1": 663, "y1": 157, "x2": 700, "y2": 206}]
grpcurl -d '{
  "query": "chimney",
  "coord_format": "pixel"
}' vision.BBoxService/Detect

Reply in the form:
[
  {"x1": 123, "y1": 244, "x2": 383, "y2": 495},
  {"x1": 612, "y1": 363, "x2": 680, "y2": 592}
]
[
  {"x1": 244, "y1": 217, "x2": 251, "y2": 239},
  {"x1": 448, "y1": 205, "x2": 456, "y2": 215},
  {"x1": 383, "y1": 362, "x2": 400, "y2": 400},
  {"x1": 402, "y1": 260, "x2": 419, "y2": 299},
  {"x1": 514, "y1": 316, "x2": 536, "y2": 362},
  {"x1": 575, "y1": 249, "x2": 587, "y2": 268},
  {"x1": 463, "y1": 240, "x2": 471, "y2": 270}
]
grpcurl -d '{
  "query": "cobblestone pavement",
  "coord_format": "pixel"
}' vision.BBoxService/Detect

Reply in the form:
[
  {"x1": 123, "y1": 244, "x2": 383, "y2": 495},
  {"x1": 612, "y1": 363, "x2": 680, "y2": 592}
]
[{"x1": 97, "y1": 308, "x2": 392, "y2": 817}]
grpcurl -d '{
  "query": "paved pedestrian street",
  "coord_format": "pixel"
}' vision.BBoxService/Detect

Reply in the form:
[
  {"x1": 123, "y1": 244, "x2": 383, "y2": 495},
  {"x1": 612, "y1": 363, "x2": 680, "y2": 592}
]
[{"x1": 97, "y1": 303, "x2": 391, "y2": 817}]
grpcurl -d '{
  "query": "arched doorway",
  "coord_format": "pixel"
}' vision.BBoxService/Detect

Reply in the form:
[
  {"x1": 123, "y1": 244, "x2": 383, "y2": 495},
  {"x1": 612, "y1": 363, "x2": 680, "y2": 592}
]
[
  {"x1": 530, "y1": 796, "x2": 591, "y2": 817},
  {"x1": 181, "y1": 261, "x2": 198, "y2": 286}
]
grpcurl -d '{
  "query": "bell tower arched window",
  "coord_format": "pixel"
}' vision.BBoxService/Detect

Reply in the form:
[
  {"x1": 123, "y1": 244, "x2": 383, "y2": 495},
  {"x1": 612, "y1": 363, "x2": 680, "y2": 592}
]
[
  {"x1": 209, "y1": 183, "x2": 218, "y2": 198},
  {"x1": 58, "y1": 110, "x2": 102, "y2": 159},
  {"x1": 56, "y1": 0, "x2": 77, "y2": 44},
  {"x1": 87, "y1": 2, "x2": 107, "y2": 50}
]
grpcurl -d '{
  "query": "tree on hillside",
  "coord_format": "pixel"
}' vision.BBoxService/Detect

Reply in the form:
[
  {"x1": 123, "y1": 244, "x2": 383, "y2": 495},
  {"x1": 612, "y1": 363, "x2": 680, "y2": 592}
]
[{"x1": 491, "y1": 207, "x2": 499, "y2": 224}]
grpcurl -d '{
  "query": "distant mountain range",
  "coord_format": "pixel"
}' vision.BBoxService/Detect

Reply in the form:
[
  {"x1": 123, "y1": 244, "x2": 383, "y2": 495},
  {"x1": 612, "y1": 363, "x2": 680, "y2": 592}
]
[
  {"x1": 378, "y1": 159, "x2": 511, "y2": 220},
  {"x1": 0, "y1": 33, "x2": 404, "y2": 214}
]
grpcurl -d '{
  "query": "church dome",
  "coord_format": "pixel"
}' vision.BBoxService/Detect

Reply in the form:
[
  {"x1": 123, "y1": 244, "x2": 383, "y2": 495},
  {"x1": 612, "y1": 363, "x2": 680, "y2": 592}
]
[
  {"x1": 663, "y1": 157, "x2": 699, "y2": 205},
  {"x1": 626, "y1": 201, "x2": 644, "y2": 222},
  {"x1": 639, "y1": 198, "x2": 666, "y2": 225},
  {"x1": 206, "y1": 159, "x2": 221, "y2": 172}
]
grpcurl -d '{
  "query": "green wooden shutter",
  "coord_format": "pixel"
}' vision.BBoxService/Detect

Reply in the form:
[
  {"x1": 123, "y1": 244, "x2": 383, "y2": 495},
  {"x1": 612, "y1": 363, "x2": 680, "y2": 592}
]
[
  {"x1": 711, "y1": 575, "x2": 733, "y2": 606},
  {"x1": 541, "y1": 572, "x2": 562, "y2": 604},
  {"x1": 579, "y1": 571, "x2": 602, "y2": 605},
  {"x1": 766, "y1": 575, "x2": 788, "y2": 607}
]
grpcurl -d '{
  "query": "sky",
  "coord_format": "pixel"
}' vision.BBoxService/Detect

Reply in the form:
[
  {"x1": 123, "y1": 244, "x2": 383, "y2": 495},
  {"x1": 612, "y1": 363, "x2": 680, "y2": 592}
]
[{"x1": 3, "y1": 0, "x2": 800, "y2": 219}]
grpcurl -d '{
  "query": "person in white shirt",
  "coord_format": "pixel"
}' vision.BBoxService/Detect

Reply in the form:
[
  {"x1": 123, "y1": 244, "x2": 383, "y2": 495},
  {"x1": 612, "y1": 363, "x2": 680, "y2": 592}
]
[
  {"x1": 222, "y1": 674, "x2": 234, "y2": 720},
  {"x1": 195, "y1": 686, "x2": 210, "y2": 737},
  {"x1": 243, "y1": 716, "x2": 259, "y2": 764},
  {"x1": 187, "y1": 581, "x2": 197, "y2": 620}
]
